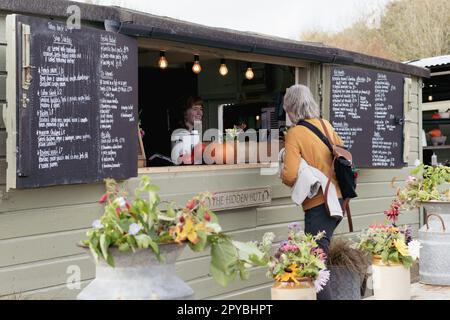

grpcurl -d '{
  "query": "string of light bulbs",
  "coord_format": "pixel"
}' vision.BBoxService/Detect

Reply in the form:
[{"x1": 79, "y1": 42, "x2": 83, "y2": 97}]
[{"x1": 156, "y1": 51, "x2": 254, "y2": 80}]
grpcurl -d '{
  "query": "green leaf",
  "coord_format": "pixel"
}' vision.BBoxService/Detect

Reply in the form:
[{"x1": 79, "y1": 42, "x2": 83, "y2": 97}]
[
  {"x1": 209, "y1": 262, "x2": 236, "y2": 287},
  {"x1": 157, "y1": 232, "x2": 174, "y2": 244},
  {"x1": 106, "y1": 252, "x2": 115, "y2": 267},
  {"x1": 118, "y1": 242, "x2": 130, "y2": 252},
  {"x1": 89, "y1": 243, "x2": 100, "y2": 264},
  {"x1": 381, "y1": 249, "x2": 389, "y2": 263},
  {"x1": 389, "y1": 251, "x2": 399, "y2": 263},
  {"x1": 232, "y1": 240, "x2": 266, "y2": 265},
  {"x1": 166, "y1": 204, "x2": 176, "y2": 218},
  {"x1": 210, "y1": 239, "x2": 239, "y2": 272},
  {"x1": 135, "y1": 234, "x2": 152, "y2": 249},
  {"x1": 238, "y1": 261, "x2": 250, "y2": 280},
  {"x1": 99, "y1": 234, "x2": 110, "y2": 261},
  {"x1": 148, "y1": 239, "x2": 160, "y2": 258}
]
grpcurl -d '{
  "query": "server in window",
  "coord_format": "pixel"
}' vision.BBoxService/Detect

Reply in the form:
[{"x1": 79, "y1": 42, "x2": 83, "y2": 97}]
[{"x1": 171, "y1": 96, "x2": 205, "y2": 164}]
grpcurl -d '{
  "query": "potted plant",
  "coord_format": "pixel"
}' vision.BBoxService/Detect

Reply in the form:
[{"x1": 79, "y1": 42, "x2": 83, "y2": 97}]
[
  {"x1": 392, "y1": 163, "x2": 450, "y2": 285},
  {"x1": 257, "y1": 223, "x2": 330, "y2": 300},
  {"x1": 395, "y1": 163, "x2": 450, "y2": 210},
  {"x1": 357, "y1": 223, "x2": 421, "y2": 300},
  {"x1": 78, "y1": 176, "x2": 265, "y2": 300},
  {"x1": 327, "y1": 237, "x2": 371, "y2": 300}
]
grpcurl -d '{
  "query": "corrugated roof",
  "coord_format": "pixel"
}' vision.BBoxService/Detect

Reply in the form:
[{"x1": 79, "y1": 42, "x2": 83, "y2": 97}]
[{"x1": 406, "y1": 55, "x2": 450, "y2": 68}]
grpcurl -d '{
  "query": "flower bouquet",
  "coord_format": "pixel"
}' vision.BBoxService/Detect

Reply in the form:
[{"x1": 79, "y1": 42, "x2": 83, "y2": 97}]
[
  {"x1": 258, "y1": 224, "x2": 330, "y2": 300},
  {"x1": 393, "y1": 163, "x2": 450, "y2": 211},
  {"x1": 357, "y1": 222, "x2": 421, "y2": 300},
  {"x1": 80, "y1": 176, "x2": 266, "y2": 299},
  {"x1": 358, "y1": 224, "x2": 420, "y2": 268}
]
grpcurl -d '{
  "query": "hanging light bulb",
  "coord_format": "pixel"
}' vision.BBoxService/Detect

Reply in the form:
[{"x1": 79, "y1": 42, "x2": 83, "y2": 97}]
[
  {"x1": 192, "y1": 55, "x2": 202, "y2": 74},
  {"x1": 219, "y1": 59, "x2": 228, "y2": 76},
  {"x1": 428, "y1": 95, "x2": 433, "y2": 102},
  {"x1": 245, "y1": 62, "x2": 254, "y2": 80},
  {"x1": 158, "y1": 51, "x2": 168, "y2": 69}
]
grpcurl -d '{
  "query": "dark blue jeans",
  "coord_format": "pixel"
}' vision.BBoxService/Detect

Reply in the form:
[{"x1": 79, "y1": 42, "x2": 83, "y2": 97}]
[{"x1": 304, "y1": 201, "x2": 343, "y2": 300}]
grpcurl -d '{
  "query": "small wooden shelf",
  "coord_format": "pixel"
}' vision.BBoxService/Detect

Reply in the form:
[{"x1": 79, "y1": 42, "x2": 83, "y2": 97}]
[{"x1": 423, "y1": 145, "x2": 450, "y2": 150}]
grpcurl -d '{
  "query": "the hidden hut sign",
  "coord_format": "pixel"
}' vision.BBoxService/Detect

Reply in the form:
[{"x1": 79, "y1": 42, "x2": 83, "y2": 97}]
[
  {"x1": 329, "y1": 65, "x2": 405, "y2": 168},
  {"x1": 13, "y1": 15, "x2": 138, "y2": 188},
  {"x1": 207, "y1": 187, "x2": 272, "y2": 211}
]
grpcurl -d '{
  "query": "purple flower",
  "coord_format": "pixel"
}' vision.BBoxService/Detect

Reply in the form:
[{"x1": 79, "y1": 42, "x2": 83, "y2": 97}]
[
  {"x1": 288, "y1": 222, "x2": 301, "y2": 232},
  {"x1": 314, "y1": 269, "x2": 330, "y2": 293},
  {"x1": 92, "y1": 219, "x2": 103, "y2": 230},
  {"x1": 279, "y1": 240, "x2": 288, "y2": 248},
  {"x1": 128, "y1": 223, "x2": 141, "y2": 236},
  {"x1": 401, "y1": 225, "x2": 413, "y2": 244}
]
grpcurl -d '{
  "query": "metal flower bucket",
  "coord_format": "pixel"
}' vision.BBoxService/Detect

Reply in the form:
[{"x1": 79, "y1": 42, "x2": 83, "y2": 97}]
[{"x1": 418, "y1": 201, "x2": 450, "y2": 285}]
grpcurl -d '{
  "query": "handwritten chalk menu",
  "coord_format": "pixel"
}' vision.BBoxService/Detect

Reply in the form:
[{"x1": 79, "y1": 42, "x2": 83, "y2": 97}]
[
  {"x1": 15, "y1": 15, "x2": 138, "y2": 188},
  {"x1": 330, "y1": 65, "x2": 405, "y2": 168}
]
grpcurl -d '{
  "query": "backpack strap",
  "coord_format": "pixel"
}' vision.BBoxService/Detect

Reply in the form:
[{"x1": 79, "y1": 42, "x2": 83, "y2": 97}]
[
  {"x1": 297, "y1": 120, "x2": 333, "y2": 152},
  {"x1": 318, "y1": 119, "x2": 354, "y2": 232}
]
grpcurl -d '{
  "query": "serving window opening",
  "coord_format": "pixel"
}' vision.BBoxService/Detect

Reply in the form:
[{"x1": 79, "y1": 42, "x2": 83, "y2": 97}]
[{"x1": 137, "y1": 48, "x2": 295, "y2": 168}]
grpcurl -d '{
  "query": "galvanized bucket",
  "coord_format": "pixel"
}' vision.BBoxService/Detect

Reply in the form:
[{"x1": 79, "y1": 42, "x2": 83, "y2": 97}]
[{"x1": 418, "y1": 201, "x2": 450, "y2": 285}]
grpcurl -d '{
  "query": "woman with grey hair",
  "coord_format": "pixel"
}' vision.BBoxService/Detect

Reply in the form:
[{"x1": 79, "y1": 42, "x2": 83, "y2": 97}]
[{"x1": 281, "y1": 84, "x2": 344, "y2": 300}]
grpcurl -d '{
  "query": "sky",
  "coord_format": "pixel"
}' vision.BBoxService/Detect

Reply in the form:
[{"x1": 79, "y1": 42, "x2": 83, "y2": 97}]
[{"x1": 74, "y1": 0, "x2": 392, "y2": 40}]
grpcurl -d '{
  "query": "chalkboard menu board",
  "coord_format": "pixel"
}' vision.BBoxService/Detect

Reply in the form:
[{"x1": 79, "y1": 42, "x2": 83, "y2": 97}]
[
  {"x1": 15, "y1": 15, "x2": 138, "y2": 188},
  {"x1": 330, "y1": 65, "x2": 405, "y2": 168}
]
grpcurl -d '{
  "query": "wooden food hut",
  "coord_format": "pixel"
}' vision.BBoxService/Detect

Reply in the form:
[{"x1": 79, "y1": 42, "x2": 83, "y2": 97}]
[{"x1": 0, "y1": 0, "x2": 429, "y2": 299}]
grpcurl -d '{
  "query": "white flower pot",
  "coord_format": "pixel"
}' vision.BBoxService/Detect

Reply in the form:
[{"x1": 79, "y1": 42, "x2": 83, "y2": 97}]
[
  {"x1": 371, "y1": 257, "x2": 411, "y2": 300},
  {"x1": 271, "y1": 280, "x2": 317, "y2": 300},
  {"x1": 77, "y1": 243, "x2": 194, "y2": 300}
]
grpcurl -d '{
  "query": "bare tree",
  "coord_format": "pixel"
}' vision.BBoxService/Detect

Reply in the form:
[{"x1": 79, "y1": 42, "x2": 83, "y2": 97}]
[
  {"x1": 380, "y1": 0, "x2": 450, "y2": 61},
  {"x1": 300, "y1": 0, "x2": 450, "y2": 61}
]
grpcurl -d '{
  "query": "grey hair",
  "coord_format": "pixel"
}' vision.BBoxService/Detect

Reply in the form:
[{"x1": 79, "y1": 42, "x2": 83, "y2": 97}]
[{"x1": 283, "y1": 84, "x2": 320, "y2": 123}]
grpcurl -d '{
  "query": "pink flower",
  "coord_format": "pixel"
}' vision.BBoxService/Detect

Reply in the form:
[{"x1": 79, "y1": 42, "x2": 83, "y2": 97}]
[
  {"x1": 384, "y1": 200, "x2": 401, "y2": 222},
  {"x1": 281, "y1": 244, "x2": 299, "y2": 252},
  {"x1": 312, "y1": 247, "x2": 327, "y2": 260},
  {"x1": 185, "y1": 200, "x2": 196, "y2": 210},
  {"x1": 98, "y1": 193, "x2": 108, "y2": 204}
]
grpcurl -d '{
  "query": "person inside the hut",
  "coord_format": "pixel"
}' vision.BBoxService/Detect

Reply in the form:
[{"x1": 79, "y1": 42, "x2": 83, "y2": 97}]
[
  {"x1": 176, "y1": 96, "x2": 204, "y2": 133},
  {"x1": 171, "y1": 96, "x2": 205, "y2": 164},
  {"x1": 280, "y1": 84, "x2": 345, "y2": 300}
]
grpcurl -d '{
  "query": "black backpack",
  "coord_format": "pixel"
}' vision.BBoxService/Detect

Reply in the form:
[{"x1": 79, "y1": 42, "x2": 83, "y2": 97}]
[{"x1": 298, "y1": 119, "x2": 358, "y2": 231}]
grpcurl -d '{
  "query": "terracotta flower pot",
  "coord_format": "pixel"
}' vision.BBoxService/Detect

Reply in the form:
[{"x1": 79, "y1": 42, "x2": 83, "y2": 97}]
[
  {"x1": 271, "y1": 279, "x2": 317, "y2": 300},
  {"x1": 371, "y1": 255, "x2": 411, "y2": 300},
  {"x1": 77, "y1": 243, "x2": 194, "y2": 300}
]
